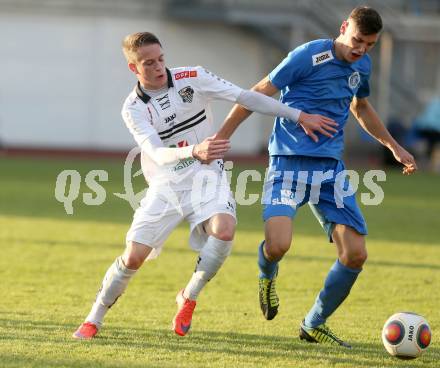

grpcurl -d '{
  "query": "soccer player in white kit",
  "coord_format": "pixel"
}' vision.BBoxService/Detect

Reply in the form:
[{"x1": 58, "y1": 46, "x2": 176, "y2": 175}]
[{"x1": 73, "y1": 32, "x2": 338, "y2": 339}]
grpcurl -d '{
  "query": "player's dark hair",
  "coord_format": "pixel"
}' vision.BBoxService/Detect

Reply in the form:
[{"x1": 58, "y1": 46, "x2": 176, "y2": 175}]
[
  {"x1": 122, "y1": 32, "x2": 162, "y2": 62},
  {"x1": 349, "y1": 6, "x2": 383, "y2": 35}
]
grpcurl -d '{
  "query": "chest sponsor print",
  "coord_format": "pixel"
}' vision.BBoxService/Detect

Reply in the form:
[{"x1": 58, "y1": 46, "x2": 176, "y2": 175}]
[{"x1": 168, "y1": 133, "x2": 197, "y2": 171}]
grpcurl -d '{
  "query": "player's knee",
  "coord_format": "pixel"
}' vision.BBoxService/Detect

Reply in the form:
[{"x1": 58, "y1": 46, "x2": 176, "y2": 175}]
[
  {"x1": 212, "y1": 230, "x2": 234, "y2": 242},
  {"x1": 122, "y1": 241, "x2": 152, "y2": 269},
  {"x1": 122, "y1": 254, "x2": 143, "y2": 270},
  {"x1": 342, "y1": 249, "x2": 368, "y2": 269},
  {"x1": 211, "y1": 224, "x2": 235, "y2": 241},
  {"x1": 265, "y1": 237, "x2": 290, "y2": 259},
  {"x1": 122, "y1": 249, "x2": 145, "y2": 270}
]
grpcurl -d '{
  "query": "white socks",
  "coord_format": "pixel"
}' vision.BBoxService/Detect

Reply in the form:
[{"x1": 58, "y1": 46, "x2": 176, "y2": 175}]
[
  {"x1": 84, "y1": 237, "x2": 231, "y2": 326},
  {"x1": 85, "y1": 256, "x2": 137, "y2": 327},
  {"x1": 183, "y1": 236, "x2": 232, "y2": 301}
]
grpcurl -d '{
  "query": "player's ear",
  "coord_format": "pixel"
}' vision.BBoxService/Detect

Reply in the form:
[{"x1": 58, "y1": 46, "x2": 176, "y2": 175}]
[
  {"x1": 340, "y1": 20, "x2": 348, "y2": 35},
  {"x1": 128, "y1": 63, "x2": 139, "y2": 75}
]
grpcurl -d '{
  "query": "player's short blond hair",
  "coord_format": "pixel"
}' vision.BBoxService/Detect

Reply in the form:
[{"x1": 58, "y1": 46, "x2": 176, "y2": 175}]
[{"x1": 122, "y1": 32, "x2": 162, "y2": 63}]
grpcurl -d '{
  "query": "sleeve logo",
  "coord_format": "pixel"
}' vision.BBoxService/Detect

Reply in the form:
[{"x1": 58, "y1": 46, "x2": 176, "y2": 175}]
[
  {"x1": 312, "y1": 50, "x2": 334, "y2": 66},
  {"x1": 174, "y1": 70, "x2": 198, "y2": 80}
]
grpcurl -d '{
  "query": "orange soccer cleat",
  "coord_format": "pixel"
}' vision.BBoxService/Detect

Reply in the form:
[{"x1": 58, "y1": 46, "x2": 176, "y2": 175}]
[
  {"x1": 72, "y1": 322, "x2": 99, "y2": 340},
  {"x1": 172, "y1": 289, "x2": 196, "y2": 336}
]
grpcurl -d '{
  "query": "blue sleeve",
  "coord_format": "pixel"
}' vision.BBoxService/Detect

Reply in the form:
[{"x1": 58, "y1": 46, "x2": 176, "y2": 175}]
[
  {"x1": 269, "y1": 45, "x2": 311, "y2": 90},
  {"x1": 356, "y1": 57, "x2": 371, "y2": 98},
  {"x1": 356, "y1": 74, "x2": 370, "y2": 98}
]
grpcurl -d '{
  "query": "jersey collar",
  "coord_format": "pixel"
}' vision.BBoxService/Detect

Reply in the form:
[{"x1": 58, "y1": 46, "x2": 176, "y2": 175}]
[{"x1": 135, "y1": 68, "x2": 174, "y2": 103}]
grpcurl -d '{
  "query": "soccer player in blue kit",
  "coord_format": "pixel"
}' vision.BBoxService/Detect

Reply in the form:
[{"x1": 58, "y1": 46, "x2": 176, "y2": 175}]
[{"x1": 216, "y1": 6, "x2": 417, "y2": 347}]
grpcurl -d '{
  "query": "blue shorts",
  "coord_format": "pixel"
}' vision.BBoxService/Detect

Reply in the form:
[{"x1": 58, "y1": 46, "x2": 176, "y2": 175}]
[{"x1": 262, "y1": 155, "x2": 367, "y2": 241}]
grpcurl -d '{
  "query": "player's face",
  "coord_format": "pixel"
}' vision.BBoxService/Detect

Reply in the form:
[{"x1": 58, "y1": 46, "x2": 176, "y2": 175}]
[
  {"x1": 338, "y1": 20, "x2": 379, "y2": 63},
  {"x1": 129, "y1": 43, "x2": 167, "y2": 89}
]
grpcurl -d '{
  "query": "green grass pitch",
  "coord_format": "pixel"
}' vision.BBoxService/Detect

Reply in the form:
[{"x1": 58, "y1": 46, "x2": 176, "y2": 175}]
[{"x1": 0, "y1": 156, "x2": 439, "y2": 367}]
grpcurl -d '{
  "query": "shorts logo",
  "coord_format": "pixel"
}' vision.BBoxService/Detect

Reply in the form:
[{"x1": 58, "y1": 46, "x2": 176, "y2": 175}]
[
  {"x1": 312, "y1": 50, "x2": 334, "y2": 66},
  {"x1": 178, "y1": 86, "x2": 194, "y2": 103},
  {"x1": 174, "y1": 70, "x2": 197, "y2": 80},
  {"x1": 348, "y1": 71, "x2": 361, "y2": 89}
]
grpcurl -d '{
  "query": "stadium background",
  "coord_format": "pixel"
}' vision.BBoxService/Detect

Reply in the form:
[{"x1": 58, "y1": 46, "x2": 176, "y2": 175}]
[
  {"x1": 1, "y1": 1, "x2": 440, "y2": 367},
  {"x1": 1, "y1": 0, "x2": 440, "y2": 161}
]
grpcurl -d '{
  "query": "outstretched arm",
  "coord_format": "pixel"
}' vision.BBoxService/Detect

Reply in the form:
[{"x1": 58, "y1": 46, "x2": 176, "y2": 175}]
[
  {"x1": 215, "y1": 77, "x2": 275, "y2": 139},
  {"x1": 350, "y1": 96, "x2": 417, "y2": 175},
  {"x1": 216, "y1": 76, "x2": 338, "y2": 142}
]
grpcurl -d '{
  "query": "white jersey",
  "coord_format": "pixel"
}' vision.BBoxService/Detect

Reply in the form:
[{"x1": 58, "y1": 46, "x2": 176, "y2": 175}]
[{"x1": 122, "y1": 66, "x2": 243, "y2": 190}]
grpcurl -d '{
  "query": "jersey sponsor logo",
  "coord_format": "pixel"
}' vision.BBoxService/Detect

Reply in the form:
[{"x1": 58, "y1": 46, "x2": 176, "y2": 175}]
[
  {"x1": 164, "y1": 113, "x2": 176, "y2": 124},
  {"x1": 348, "y1": 71, "x2": 361, "y2": 89},
  {"x1": 173, "y1": 157, "x2": 196, "y2": 171},
  {"x1": 178, "y1": 86, "x2": 194, "y2": 103},
  {"x1": 170, "y1": 140, "x2": 196, "y2": 171},
  {"x1": 156, "y1": 93, "x2": 171, "y2": 110},
  {"x1": 174, "y1": 70, "x2": 198, "y2": 80},
  {"x1": 169, "y1": 140, "x2": 189, "y2": 148},
  {"x1": 312, "y1": 50, "x2": 334, "y2": 66}
]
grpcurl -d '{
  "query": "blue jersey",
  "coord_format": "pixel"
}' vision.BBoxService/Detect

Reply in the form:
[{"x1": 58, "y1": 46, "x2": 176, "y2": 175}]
[{"x1": 268, "y1": 39, "x2": 371, "y2": 160}]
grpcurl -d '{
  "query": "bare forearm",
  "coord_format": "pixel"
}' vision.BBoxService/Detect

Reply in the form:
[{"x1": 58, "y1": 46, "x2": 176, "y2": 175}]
[
  {"x1": 351, "y1": 100, "x2": 399, "y2": 150},
  {"x1": 351, "y1": 97, "x2": 417, "y2": 175},
  {"x1": 216, "y1": 104, "x2": 253, "y2": 139}
]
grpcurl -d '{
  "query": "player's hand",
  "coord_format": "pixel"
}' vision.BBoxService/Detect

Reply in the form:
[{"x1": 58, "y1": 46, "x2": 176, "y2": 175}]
[
  {"x1": 298, "y1": 112, "x2": 338, "y2": 142},
  {"x1": 193, "y1": 136, "x2": 230, "y2": 163},
  {"x1": 391, "y1": 145, "x2": 418, "y2": 175}
]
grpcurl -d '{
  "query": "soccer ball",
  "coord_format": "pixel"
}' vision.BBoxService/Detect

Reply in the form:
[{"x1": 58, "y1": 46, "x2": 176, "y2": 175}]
[{"x1": 382, "y1": 312, "x2": 431, "y2": 359}]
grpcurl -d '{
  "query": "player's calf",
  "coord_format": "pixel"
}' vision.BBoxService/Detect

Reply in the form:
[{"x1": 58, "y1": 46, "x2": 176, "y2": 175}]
[
  {"x1": 183, "y1": 235, "x2": 232, "y2": 300},
  {"x1": 73, "y1": 256, "x2": 138, "y2": 339},
  {"x1": 173, "y1": 235, "x2": 232, "y2": 335}
]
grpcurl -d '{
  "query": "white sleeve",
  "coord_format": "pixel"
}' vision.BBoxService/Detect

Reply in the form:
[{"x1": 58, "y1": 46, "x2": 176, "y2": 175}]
[
  {"x1": 141, "y1": 134, "x2": 194, "y2": 166},
  {"x1": 194, "y1": 66, "x2": 243, "y2": 102},
  {"x1": 122, "y1": 103, "x2": 194, "y2": 166},
  {"x1": 236, "y1": 90, "x2": 301, "y2": 123}
]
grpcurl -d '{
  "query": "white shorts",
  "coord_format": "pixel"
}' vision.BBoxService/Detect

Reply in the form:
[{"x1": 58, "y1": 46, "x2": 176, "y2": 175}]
[{"x1": 126, "y1": 178, "x2": 236, "y2": 260}]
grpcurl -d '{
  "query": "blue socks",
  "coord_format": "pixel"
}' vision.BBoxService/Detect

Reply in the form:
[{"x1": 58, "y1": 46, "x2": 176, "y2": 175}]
[
  {"x1": 304, "y1": 259, "x2": 361, "y2": 328},
  {"x1": 258, "y1": 241, "x2": 279, "y2": 279}
]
